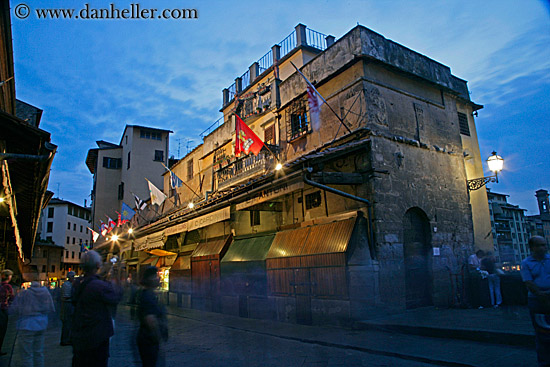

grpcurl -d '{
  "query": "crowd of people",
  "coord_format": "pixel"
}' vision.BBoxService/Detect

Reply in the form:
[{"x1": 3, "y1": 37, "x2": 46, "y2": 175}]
[
  {"x1": 0, "y1": 250, "x2": 167, "y2": 367},
  {"x1": 0, "y1": 239, "x2": 547, "y2": 366}
]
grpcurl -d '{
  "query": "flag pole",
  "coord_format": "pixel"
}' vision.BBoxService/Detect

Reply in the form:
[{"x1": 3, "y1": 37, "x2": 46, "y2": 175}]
[
  {"x1": 290, "y1": 61, "x2": 351, "y2": 134},
  {"x1": 160, "y1": 162, "x2": 202, "y2": 200}
]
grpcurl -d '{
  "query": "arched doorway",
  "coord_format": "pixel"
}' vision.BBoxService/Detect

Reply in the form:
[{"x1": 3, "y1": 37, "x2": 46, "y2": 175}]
[{"x1": 403, "y1": 207, "x2": 433, "y2": 309}]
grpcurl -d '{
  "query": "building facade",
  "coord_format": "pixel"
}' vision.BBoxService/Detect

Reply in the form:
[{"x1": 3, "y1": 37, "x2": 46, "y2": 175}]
[
  {"x1": 486, "y1": 189, "x2": 530, "y2": 266},
  {"x1": 1, "y1": 1, "x2": 56, "y2": 271},
  {"x1": 109, "y1": 24, "x2": 491, "y2": 324},
  {"x1": 85, "y1": 125, "x2": 172, "y2": 238},
  {"x1": 37, "y1": 198, "x2": 92, "y2": 275}
]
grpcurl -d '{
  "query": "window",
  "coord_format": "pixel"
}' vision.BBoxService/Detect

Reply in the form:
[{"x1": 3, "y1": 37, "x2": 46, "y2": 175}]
[
  {"x1": 118, "y1": 182, "x2": 124, "y2": 200},
  {"x1": 67, "y1": 222, "x2": 71, "y2": 230},
  {"x1": 187, "y1": 160, "x2": 194, "y2": 180},
  {"x1": 154, "y1": 150, "x2": 164, "y2": 162},
  {"x1": 250, "y1": 210, "x2": 260, "y2": 226},
  {"x1": 458, "y1": 112, "x2": 470, "y2": 136},
  {"x1": 47, "y1": 222, "x2": 53, "y2": 233},
  {"x1": 68, "y1": 206, "x2": 72, "y2": 215},
  {"x1": 127, "y1": 151, "x2": 131, "y2": 169},
  {"x1": 43, "y1": 249, "x2": 48, "y2": 258},
  {"x1": 125, "y1": 135, "x2": 128, "y2": 144},
  {"x1": 102, "y1": 157, "x2": 122, "y2": 169},
  {"x1": 73, "y1": 223, "x2": 76, "y2": 231},
  {"x1": 305, "y1": 191, "x2": 322, "y2": 209},
  {"x1": 65, "y1": 250, "x2": 69, "y2": 258},
  {"x1": 80, "y1": 225, "x2": 83, "y2": 232},
  {"x1": 66, "y1": 236, "x2": 70, "y2": 244},
  {"x1": 264, "y1": 124, "x2": 275, "y2": 145},
  {"x1": 72, "y1": 251, "x2": 75, "y2": 259},
  {"x1": 287, "y1": 99, "x2": 309, "y2": 141},
  {"x1": 86, "y1": 228, "x2": 89, "y2": 234},
  {"x1": 140, "y1": 129, "x2": 162, "y2": 140},
  {"x1": 42, "y1": 265, "x2": 46, "y2": 273},
  {"x1": 47, "y1": 207, "x2": 54, "y2": 218},
  {"x1": 72, "y1": 238, "x2": 75, "y2": 244},
  {"x1": 51, "y1": 265, "x2": 55, "y2": 273}
]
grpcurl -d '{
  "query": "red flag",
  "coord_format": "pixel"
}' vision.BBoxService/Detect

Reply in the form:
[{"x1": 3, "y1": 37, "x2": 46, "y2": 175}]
[{"x1": 235, "y1": 115, "x2": 264, "y2": 157}]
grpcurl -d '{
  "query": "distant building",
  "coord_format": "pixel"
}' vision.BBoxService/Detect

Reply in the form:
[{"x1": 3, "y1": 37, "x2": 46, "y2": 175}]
[
  {"x1": 525, "y1": 189, "x2": 550, "y2": 246},
  {"x1": 487, "y1": 189, "x2": 530, "y2": 265},
  {"x1": 27, "y1": 240, "x2": 65, "y2": 286},
  {"x1": 37, "y1": 198, "x2": 92, "y2": 275},
  {"x1": 85, "y1": 125, "x2": 172, "y2": 241}
]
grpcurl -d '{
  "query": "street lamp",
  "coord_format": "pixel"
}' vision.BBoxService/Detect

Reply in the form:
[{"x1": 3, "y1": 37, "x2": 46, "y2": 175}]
[{"x1": 467, "y1": 151, "x2": 504, "y2": 191}]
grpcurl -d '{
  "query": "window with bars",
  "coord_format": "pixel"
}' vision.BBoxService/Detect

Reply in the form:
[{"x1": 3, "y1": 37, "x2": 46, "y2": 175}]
[
  {"x1": 458, "y1": 112, "x2": 470, "y2": 136},
  {"x1": 286, "y1": 99, "x2": 309, "y2": 141}
]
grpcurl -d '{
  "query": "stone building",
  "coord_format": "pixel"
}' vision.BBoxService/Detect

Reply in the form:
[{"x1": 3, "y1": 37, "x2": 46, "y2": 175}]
[
  {"x1": 112, "y1": 24, "x2": 491, "y2": 323},
  {"x1": 525, "y1": 189, "x2": 550, "y2": 246}
]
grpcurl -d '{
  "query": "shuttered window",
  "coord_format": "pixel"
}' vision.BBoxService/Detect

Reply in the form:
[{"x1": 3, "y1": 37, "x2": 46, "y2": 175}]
[{"x1": 458, "y1": 112, "x2": 470, "y2": 136}]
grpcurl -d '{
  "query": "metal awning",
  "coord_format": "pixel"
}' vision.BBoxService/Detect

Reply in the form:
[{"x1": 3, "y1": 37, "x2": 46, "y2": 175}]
[
  {"x1": 222, "y1": 234, "x2": 275, "y2": 263},
  {"x1": 191, "y1": 235, "x2": 231, "y2": 258},
  {"x1": 170, "y1": 255, "x2": 191, "y2": 271},
  {"x1": 266, "y1": 218, "x2": 356, "y2": 259}
]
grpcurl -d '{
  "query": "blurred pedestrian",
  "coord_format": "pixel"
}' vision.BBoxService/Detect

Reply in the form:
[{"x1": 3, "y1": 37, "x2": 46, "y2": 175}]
[
  {"x1": 71, "y1": 250, "x2": 122, "y2": 367},
  {"x1": 10, "y1": 266, "x2": 55, "y2": 367},
  {"x1": 137, "y1": 266, "x2": 168, "y2": 367},
  {"x1": 59, "y1": 271, "x2": 75, "y2": 346},
  {"x1": 0, "y1": 269, "x2": 14, "y2": 356},
  {"x1": 467, "y1": 250, "x2": 486, "y2": 308},
  {"x1": 521, "y1": 236, "x2": 550, "y2": 367},
  {"x1": 481, "y1": 252, "x2": 502, "y2": 308}
]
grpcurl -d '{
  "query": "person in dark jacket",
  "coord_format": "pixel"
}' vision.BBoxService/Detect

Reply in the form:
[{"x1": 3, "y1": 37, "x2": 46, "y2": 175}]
[
  {"x1": 0, "y1": 269, "x2": 14, "y2": 356},
  {"x1": 60, "y1": 271, "x2": 75, "y2": 346},
  {"x1": 137, "y1": 266, "x2": 168, "y2": 367},
  {"x1": 71, "y1": 251, "x2": 121, "y2": 367}
]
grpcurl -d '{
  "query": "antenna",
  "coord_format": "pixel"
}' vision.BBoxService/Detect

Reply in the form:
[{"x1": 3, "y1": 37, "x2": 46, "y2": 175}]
[
  {"x1": 176, "y1": 138, "x2": 182, "y2": 158},
  {"x1": 187, "y1": 139, "x2": 194, "y2": 154},
  {"x1": 57, "y1": 183, "x2": 60, "y2": 198}
]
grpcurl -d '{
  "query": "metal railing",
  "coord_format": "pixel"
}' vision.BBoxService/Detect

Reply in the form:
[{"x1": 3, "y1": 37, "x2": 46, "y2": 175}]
[
  {"x1": 258, "y1": 50, "x2": 273, "y2": 73},
  {"x1": 200, "y1": 116, "x2": 224, "y2": 139},
  {"x1": 278, "y1": 30, "x2": 297, "y2": 59},
  {"x1": 240, "y1": 69, "x2": 250, "y2": 91},
  {"x1": 223, "y1": 26, "x2": 330, "y2": 104},
  {"x1": 216, "y1": 152, "x2": 274, "y2": 189},
  {"x1": 306, "y1": 28, "x2": 327, "y2": 50}
]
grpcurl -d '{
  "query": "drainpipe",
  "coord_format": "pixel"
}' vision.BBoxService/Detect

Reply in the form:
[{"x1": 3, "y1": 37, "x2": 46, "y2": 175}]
[{"x1": 303, "y1": 173, "x2": 375, "y2": 258}]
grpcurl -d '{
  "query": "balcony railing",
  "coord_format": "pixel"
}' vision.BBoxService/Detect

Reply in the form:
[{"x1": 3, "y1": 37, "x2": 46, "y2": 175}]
[
  {"x1": 216, "y1": 152, "x2": 274, "y2": 190},
  {"x1": 224, "y1": 26, "x2": 329, "y2": 102}
]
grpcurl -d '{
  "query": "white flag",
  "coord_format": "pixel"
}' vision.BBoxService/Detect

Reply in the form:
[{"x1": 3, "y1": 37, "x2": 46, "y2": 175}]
[{"x1": 147, "y1": 180, "x2": 166, "y2": 206}]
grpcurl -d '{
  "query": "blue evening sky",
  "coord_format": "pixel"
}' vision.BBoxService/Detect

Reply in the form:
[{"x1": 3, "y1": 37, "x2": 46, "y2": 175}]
[{"x1": 10, "y1": 0, "x2": 550, "y2": 214}]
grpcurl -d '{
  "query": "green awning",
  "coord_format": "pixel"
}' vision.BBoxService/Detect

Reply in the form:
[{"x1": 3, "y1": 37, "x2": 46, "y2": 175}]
[{"x1": 222, "y1": 234, "x2": 275, "y2": 263}]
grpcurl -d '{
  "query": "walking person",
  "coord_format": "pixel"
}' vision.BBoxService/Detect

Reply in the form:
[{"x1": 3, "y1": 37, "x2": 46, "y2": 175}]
[
  {"x1": 521, "y1": 236, "x2": 550, "y2": 367},
  {"x1": 481, "y1": 252, "x2": 502, "y2": 308},
  {"x1": 137, "y1": 266, "x2": 168, "y2": 367},
  {"x1": 10, "y1": 266, "x2": 55, "y2": 367},
  {"x1": 0, "y1": 269, "x2": 14, "y2": 356},
  {"x1": 60, "y1": 271, "x2": 75, "y2": 346},
  {"x1": 71, "y1": 250, "x2": 122, "y2": 367},
  {"x1": 467, "y1": 250, "x2": 486, "y2": 308}
]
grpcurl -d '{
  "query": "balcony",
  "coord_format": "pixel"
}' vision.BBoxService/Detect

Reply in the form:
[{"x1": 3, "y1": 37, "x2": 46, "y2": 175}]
[{"x1": 216, "y1": 152, "x2": 275, "y2": 190}]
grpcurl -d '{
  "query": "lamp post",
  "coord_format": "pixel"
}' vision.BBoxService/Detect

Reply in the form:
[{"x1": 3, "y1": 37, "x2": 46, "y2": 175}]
[{"x1": 467, "y1": 151, "x2": 504, "y2": 191}]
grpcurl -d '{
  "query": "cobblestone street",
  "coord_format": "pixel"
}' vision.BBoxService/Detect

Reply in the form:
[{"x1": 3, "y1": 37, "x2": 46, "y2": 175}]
[{"x1": 0, "y1": 305, "x2": 449, "y2": 367}]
